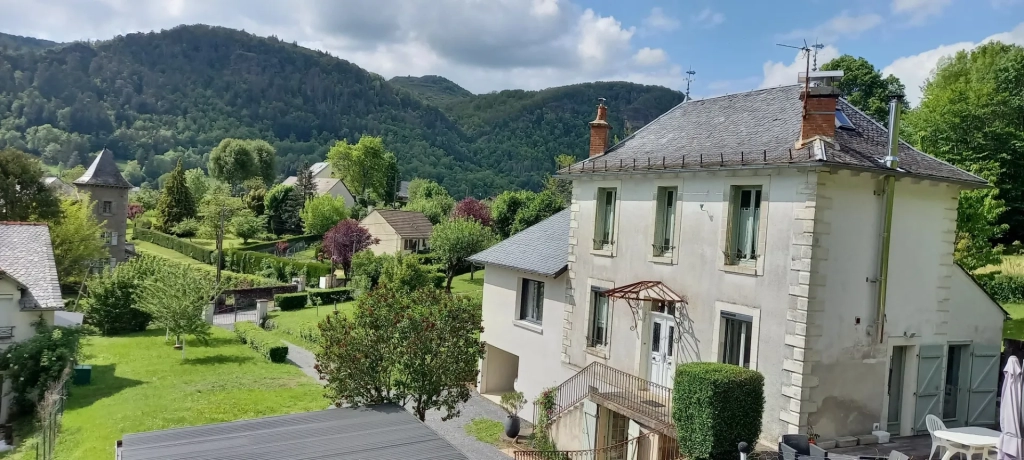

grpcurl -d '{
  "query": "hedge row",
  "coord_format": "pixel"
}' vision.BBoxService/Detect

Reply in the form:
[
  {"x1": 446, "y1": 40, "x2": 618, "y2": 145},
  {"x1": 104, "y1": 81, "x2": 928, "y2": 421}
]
[
  {"x1": 673, "y1": 362, "x2": 764, "y2": 460},
  {"x1": 238, "y1": 234, "x2": 323, "y2": 253},
  {"x1": 133, "y1": 229, "x2": 331, "y2": 283},
  {"x1": 975, "y1": 273, "x2": 1024, "y2": 304},
  {"x1": 234, "y1": 322, "x2": 289, "y2": 363},
  {"x1": 274, "y1": 287, "x2": 353, "y2": 311},
  {"x1": 274, "y1": 292, "x2": 308, "y2": 311}
]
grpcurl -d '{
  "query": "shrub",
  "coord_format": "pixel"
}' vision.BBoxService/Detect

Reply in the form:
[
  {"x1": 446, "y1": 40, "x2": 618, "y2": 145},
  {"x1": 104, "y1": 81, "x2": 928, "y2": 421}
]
[
  {"x1": 234, "y1": 322, "x2": 289, "y2": 363},
  {"x1": 223, "y1": 248, "x2": 332, "y2": 282},
  {"x1": 275, "y1": 292, "x2": 308, "y2": 311},
  {"x1": 0, "y1": 323, "x2": 85, "y2": 415},
  {"x1": 82, "y1": 266, "x2": 152, "y2": 335},
  {"x1": 298, "y1": 323, "x2": 322, "y2": 346},
  {"x1": 673, "y1": 362, "x2": 764, "y2": 460},
  {"x1": 974, "y1": 273, "x2": 1024, "y2": 303},
  {"x1": 307, "y1": 287, "x2": 353, "y2": 305}
]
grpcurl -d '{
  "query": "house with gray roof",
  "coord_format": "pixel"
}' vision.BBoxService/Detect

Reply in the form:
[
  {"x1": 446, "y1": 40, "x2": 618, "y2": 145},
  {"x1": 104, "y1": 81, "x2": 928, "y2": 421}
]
[
  {"x1": 0, "y1": 222, "x2": 65, "y2": 421},
  {"x1": 74, "y1": 148, "x2": 131, "y2": 266},
  {"x1": 471, "y1": 71, "x2": 1005, "y2": 456},
  {"x1": 282, "y1": 162, "x2": 356, "y2": 208},
  {"x1": 361, "y1": 209, "x2": 434, "y2": 255}
]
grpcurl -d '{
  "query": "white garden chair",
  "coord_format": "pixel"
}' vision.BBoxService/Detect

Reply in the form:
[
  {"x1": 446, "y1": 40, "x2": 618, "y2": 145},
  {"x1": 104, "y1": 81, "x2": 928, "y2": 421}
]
[{"x1": 927, "y1": 414, "x2": 952, "y2": 460}]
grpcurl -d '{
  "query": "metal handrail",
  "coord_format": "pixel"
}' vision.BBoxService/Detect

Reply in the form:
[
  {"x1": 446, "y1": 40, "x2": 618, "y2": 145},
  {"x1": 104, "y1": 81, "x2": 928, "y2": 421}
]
[
  {"x1": 545, "y1": 362, "x2": 674, "y2": 426},
  {"x1": 514, "y1": 420, "x2": 680, "y2": 460}
]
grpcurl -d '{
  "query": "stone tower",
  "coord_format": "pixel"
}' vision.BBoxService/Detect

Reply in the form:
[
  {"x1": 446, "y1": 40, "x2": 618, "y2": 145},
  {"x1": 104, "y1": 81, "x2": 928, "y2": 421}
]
[{"x1": 73, "y1": 149, "x2": 133, "y2": 267}]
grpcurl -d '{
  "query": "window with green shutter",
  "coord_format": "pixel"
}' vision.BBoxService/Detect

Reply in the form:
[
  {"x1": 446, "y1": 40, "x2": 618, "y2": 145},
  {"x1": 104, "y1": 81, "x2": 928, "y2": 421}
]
[
  {"x1": 728, "y1": 185, "x2": 762, "y2": 265},
  {"x1": 652, "y1": 186, "x2": 677, "y2": 256}
]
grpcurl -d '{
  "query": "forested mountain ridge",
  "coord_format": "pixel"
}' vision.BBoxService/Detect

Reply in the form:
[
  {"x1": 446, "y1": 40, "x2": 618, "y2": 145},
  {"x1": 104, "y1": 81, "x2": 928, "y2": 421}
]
[
  {"x1": 389, "y1": 75, "x2": 474, "y2": 106},
  {"x1": 0, "y1": 24, "x2": 684, "y2": 196},
  {"x1": 0, "y1": 32, "x2": 62, "y2": 53}
]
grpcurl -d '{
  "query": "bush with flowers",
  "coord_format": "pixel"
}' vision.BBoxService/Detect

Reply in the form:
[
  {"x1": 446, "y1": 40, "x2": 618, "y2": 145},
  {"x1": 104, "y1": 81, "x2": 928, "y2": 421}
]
[{"x1": 0, "y1": 319, "x2": 85, "y2": 417}]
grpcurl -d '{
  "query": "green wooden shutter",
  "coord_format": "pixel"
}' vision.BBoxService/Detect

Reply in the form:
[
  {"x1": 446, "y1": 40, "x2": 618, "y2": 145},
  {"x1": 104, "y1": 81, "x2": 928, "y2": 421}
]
[
  {"x1": 967, "y1": 344, "x2": 1000, "y2": 426},
  {"x1": 915, "y1": 345, "x2": 944, "y2": 434}
]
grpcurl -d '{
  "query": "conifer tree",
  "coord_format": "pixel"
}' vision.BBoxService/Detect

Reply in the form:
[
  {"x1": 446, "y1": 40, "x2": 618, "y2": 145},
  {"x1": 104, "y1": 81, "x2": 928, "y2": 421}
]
[
  {"x1": 295, "y1": 160, "x2": 317, "y2": 202},
  {"x1": 157, "y1": 159, "x2": 196, "y2": 232}
]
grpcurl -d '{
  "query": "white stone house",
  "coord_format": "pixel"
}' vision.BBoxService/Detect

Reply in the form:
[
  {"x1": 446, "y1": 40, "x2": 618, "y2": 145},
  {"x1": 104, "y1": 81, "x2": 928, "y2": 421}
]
[
  {"x1": 0, "y1": 222, "x2": 66, "y2": 421},
  {"x1": 282, "y1": 162, "x2": 356, "y2": 208},
  {"x1": 470, "y1": 72, "x2": 1005, "y2": 455}
]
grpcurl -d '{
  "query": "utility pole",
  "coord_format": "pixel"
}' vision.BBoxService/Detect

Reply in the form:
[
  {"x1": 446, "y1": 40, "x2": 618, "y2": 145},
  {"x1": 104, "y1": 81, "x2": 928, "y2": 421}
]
[{"x1": 215, "y1": 208, "x2": 225, "y2": 285}]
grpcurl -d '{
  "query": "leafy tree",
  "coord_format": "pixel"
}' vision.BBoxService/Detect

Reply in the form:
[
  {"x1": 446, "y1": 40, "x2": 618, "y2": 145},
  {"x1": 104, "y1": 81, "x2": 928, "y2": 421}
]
[
  {"x1": 491, "y1": 190, "x2": 534, "y2": 238},
  {"x1": 207, "y1": 138, "x2": 276, "y2": 188},
  {"x1": 139, "y1": 264, "x2": 221, "y2": 359},
  {"x1": 123, "y1": 160, "x2": 146, "y2": 185},
  {"x1": 265, "y1": 184, "x2": 303, "y2": 235},
  {"x1": 906, "y1": 42, "x2": 1024, "y2": 249},
  {"x1": 510, "y1": 190, "x2": 565, "y2": 234},
  {"x1": 295, "y1": 160, "x2": 317, "y2": 202},
  {"x1": 327, "y1": 136, "x2": 398, "y2": 199},
  {"x1": 820, "y1": 55, "x2": 908, "y2": 123},
  {"x1": 451, "y1": 197, "x2": 492, "y2": 227},
  {"x1": 58, "y1": 165, "x2": 86, "y2": 184},
  {"x1": 322, "y1": 219, "x2": 379, "y2": 277},
  {"x1": 156, "y1": 160, "x2": 196, "y2": 232},
  {"x1": 429, "y1": 218, "x2": 495, "y2": 292},
  {"x1": 316, "y1": 285, "x2": 485, "y2": 422},
  {"x1": 543, "y1": 154, "x2": 575, "y2": 204},
  {"x1": 405, "y1": 179, "x2": 455, "y2": 225},
  {"x1": 184, "y1": 168, "x2": 210, "y2": 209},
  {"x1": 379, "y1": 254, "x2": 437, "y2": 293},
  {"x1": 349, "y1": 250, "x2": 387, "y2": 293},
  {"x1": 243, "y1": 182, "x2": 267, "y2": 216},
  {"x1": 127, "y1": 203, "x2": 144, "y2": 220},
  {"x1": 0, "y1": 323, "x2": 84, "y2": 415},
  {"x1": 381, "y1": 160, "x2": 400, "y2": 206},
  {"x1": 230, "y1": 210, "x2": 267, "y2": 243},
  {"x1": 171, "y1": 218, "x2": 200, "y2": 239},
  {"x1": 49, "y1": 194, "x2": 108, "y2": 287},
  {"x1": 197, "y1": 188, "x2": 246, "y2": 239},
  {"x1": 0, "y1": 148, "x2": 60, "y2": 221},
  {"x1": 300, "y1": 194, "x2": 349, "y2": 235},
  {"x1": 132, "y1": 186, "x2": 160, "y2": 212},
  {"x1": 82, "y1": 258, "x2": 154, "y2": 335}
]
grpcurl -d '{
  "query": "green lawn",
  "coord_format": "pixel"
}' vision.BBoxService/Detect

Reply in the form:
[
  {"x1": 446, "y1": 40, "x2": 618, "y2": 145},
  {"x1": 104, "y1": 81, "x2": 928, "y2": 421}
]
[
  {"x1": 133, "y1": 240, "x2": 206, "y2": 266},
  {"x1": 266, "y1": 301, "x2": 356, "y2": 349},
  {"x1": 48, "y1": 328, "x2": 325, "y2": 460},
  {"x1": 190, "y1": 237, "x2": 246, "y2": 249},
  {"x1": 464, "y1": 418, "x2": 504, "y2": 446},
  {"x1": 451, "y1": 270, "x2": 485, "y2": 298}
]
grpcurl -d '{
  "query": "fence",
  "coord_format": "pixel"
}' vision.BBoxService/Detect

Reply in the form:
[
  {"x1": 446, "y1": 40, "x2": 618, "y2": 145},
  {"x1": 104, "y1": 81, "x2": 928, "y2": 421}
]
[
  {"x1": 36, "y1": 367, "x2": 71, "y2": 460},
  {"x1": 545, "y1": 362, "x2": 673, "y2": 427}
]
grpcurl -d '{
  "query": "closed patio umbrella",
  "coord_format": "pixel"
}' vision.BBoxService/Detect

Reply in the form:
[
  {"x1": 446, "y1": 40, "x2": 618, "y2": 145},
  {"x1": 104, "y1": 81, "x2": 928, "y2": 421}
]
[{"x1": 1000, "y1": 356, "x2": 1022, "y2": 460}]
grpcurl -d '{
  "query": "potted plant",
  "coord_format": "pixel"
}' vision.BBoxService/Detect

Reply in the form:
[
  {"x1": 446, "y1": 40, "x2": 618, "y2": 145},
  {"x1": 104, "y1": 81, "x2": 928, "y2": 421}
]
[
  {"x1": 500, "y1": 391, "x2": 526, "y2": 439},
  {"x1": 807, "y1": 424, "x2": 820, "y2": 445}
]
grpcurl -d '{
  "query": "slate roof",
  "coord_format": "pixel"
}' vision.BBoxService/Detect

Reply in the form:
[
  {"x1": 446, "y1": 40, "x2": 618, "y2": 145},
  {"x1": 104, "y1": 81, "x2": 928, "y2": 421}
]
[
  {"x1": 562, "y1": 85, "x2": 986, "y2": 186},
  {"x1": 73, "y1": 148, "x2": 132, "y2": 188},
  {"x1": 0, "y1": 222, "x2": 64, "y2": 310},
  {"x1": 282, "y1": 177, "x2": 352, "y2": 196},
  {"x1": 373, "y1": 210, "x2": 434, "y2": 238},
  {"x1": 118, "y1": 404, "x2": 469, "y2": 460},
  {"x1": 310, "y1": 161, "x2": 330, "y2": 176},
  {"x1": 468, "y1": 209, "x2": 569, "y2": 277}
]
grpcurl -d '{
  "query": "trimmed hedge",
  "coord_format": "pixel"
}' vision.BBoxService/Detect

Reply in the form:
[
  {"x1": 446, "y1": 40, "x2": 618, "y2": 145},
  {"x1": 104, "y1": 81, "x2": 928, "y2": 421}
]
[
  {"x1": 237, "y1": 234, "x2": 323, "y2": 252},
  {"x1": 275, "y1": 292, "x2": 308, "y2": 311},
  {"x1": 975, "y1": 273, "x2": 1024, "y2": 304},
  {"x1": 234, "y1": 322, "x2": 289, "y2": 363},
  {"x1": 307, "y1": 287, "x2": 353, "y2": 305},
  {"x1": 134, "y1": 228, "x2": 214, "y2": 263},
  {"x1": 673, "y1": 362, "x2": 764, "y2": 460}
]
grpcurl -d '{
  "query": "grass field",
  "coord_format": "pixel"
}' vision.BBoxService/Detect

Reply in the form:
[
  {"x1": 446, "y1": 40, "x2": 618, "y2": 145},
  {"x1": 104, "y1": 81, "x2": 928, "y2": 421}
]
[
  {"x1": 464, "y1": 418, "x2": 504, "y2": 446},
  {"x1": 451, "y1": 270, "x2": 485, "y2": 299},
  {"x1": 35, "y1": 328, "x2": 326, "y2": 460},
  {"x1": 266, "y1": 300, "x2": 355, "y2": 349}
]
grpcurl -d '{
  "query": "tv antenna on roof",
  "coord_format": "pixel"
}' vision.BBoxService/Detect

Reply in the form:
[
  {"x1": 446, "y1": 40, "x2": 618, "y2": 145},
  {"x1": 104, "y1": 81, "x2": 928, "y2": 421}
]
[
  {"x1": 684, "y1": 67, "x2": 696, "y2": 101},
  {"x1": 776, "y1": 40, "x2": 814, "y2": 116}
]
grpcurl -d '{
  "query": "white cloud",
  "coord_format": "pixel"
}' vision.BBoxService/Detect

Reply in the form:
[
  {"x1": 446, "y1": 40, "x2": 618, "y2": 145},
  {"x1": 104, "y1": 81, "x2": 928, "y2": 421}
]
[
  {"x1": 781, "y1": 11, "x2": 883, "y2": 42},
  {"x1": 643, "y1": 7, "x2": 680, "y2": 32},
  {"x1": 891, "y1": 0, "x2": 953, "y2": 25},
  {"x1": 633, "y1": 47, "x2": 667, "y2": 66},
  {"x1": 0, "y1": 0, "x2": 684, "y2": 93},
  {"x1": 692, "y1": 8, "x2": 725, "y2": 28},
  {"x1": 759, "y1": 45, "x2": 841, "y2": 88},
  {"x1": 882, "y1": 22, "x2": 1024, "y2": 105}
]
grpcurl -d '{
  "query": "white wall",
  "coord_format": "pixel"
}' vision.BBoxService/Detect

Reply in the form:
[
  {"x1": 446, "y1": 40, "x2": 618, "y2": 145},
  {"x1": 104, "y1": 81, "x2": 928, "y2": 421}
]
[
  {"x1": 0, "y1": 277, "x2": 55, "y2": 423},
  {"x1": 325, "y1": 182, "x2": 356, "y2": 208},
  {"x1": 361, "y1": 213, "x2": 401, "y2": 255},
  {"x1": 566, "y1": 168, "x2": 812, "y2": 443},
  {"x1": 478, "y1": 266, "x2": 576, "y2": 423}
]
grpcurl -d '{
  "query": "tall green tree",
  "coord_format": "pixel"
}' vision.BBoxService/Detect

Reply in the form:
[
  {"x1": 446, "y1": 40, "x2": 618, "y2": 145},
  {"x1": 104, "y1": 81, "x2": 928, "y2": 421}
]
[
  {"x1": 543, "y1": 154, "x2": 576, "y2": 205},
  {"x1": 316, "y1": 285, "x2": 485, "y2": 422},
  {"x1": 326, "y1": 136, "x2": 397, "y2": 200},
  {"x1": 295, "y1": 160, "x2": 317, "y2": 202},
  {"x1": 820, "y1": 55, "x2": 908, "y2": 123},
  {"x1": 139, "y1": 264, "x2": 220, "y2": 359},
  {"x1": 207, "y1": 138, "x2": 276, "y2": 189},
  {"x1": 905, "y1": 42, "x2": 1024, "y2": 256},
  {"x1": 49, "y1": 194, "x2": 108, "y2": 287},
  {"x1": 264, "y1": 184, "x2": 303, "y2": 235},
  {"x1": 184, "y1": 168, "x2": 210, "y2": 209},
  {"x1": 230, "y1": 210, "x2": 267, "y2": 244},
  {"x1": 429, "y1": 218, "x2": 495, "y2": 292},
  {"x1": 0, "y1": 148, "x2": 60, "y2": 221},
  {"x1": 405, "y1": 179, "x2": 455, "y2": 225},
  {"x1": 510, "y1": 189, "x2": 565, "y2": 234},
  {"x1": 491, "y1": 190, "x2": 534, "y2": 238},
  {"x1": 300, "y1": 194, "x2": 349, "y2": 235},
  {"x1": 156, "y1": 159, "x2": 196, "y2": 232}
]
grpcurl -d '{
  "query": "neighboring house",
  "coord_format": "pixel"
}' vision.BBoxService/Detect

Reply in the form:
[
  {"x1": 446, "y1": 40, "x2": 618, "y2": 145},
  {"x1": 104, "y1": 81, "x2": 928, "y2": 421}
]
[
  {"x1": 117, "y1": 404, "x2": 469, "y2": 459},
  {"x1": 470, "y1": 70, "x2": 1005, "y2": 456},
  {"x1": 360, "y1": 210, "x2": 433, "y2": 255},
  {"x1": 42, "y1": 177, "x2": 75, "y2": 196},
  {"x1": 73, "y1": 148, "x2": 131, "y2": 267},
  {"x1": 397, "y1": 180, "x2": 411, "y2": 203},
  {"x1": 0, "y1": 222, "x2": 65, "y2": 422},
  {"x1": 282, "y1": 163, "x2": 356, "y2": 208}
]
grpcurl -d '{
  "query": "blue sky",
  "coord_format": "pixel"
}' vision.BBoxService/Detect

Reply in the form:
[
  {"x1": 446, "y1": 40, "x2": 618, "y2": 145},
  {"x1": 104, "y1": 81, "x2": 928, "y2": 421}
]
[{"x1": 1, "y1": 0, "x2": 1022, "y2": 105}]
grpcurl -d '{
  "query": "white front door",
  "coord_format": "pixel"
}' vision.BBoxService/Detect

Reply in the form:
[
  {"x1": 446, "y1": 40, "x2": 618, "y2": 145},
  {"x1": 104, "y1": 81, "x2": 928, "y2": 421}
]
[{"x1": 648, "y1": 313, "x2": 676, "y2": 387}]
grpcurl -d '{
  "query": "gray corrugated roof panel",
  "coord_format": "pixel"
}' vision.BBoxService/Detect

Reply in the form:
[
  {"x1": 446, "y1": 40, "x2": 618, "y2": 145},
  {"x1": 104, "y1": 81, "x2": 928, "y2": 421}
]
[
  {"x1": 563, "y1": 85, "x2": 985, "y2": 186},
  {"x1": 0, "y1": 223, "x2": 64, "y2": 310},
  {"x1": 73, "y1": 148, "x2": 133, "y2": 188},
  {"x1": 119, "y1": 404, "x2": 470, "y2": 460},
  {"x1": 468, "y1": 209, "x2": 569, "y2": 277}
]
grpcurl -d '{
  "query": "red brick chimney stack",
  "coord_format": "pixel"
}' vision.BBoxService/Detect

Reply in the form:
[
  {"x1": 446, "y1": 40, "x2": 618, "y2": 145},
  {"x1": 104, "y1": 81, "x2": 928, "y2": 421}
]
[
  {"x1": 797, "y1": 71, "x2": 844, "y2": 148},
  {"x1": 589, "y1": 98, "x2": 611, "y2": 158}
]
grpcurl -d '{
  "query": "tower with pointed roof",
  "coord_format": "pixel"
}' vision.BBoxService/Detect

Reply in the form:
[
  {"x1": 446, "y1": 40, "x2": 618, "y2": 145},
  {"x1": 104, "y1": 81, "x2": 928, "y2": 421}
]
[{"x1": 73, "y1": 148, "x2": 133, "y2": 266}]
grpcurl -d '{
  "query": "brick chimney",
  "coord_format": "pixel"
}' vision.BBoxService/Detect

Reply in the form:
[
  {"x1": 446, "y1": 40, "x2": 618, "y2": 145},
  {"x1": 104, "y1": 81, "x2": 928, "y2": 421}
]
[
  {"x1": 797, "y1": 71, "x2": 844, "y2": 148},
  {"x1": 589, "y1": 98, "x2": 611, "y2": 158}
]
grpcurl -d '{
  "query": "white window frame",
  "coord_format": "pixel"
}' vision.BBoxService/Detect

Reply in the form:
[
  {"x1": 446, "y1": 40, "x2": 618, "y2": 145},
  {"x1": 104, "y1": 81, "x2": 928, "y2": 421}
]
[
  {"x1": 587, "y1": 288, "x2": 610, "y2": 349},
  {"x1": 719, "y1": 177, "x2": 770, "y2": 276},
  {"x1": 518, "y1": 278, "x2": 545, "y2": 325},
  {"x1": 711, "y1": 301, "x2": 760, "y2": 370},
  {"x1": 101, "y1": 201, "x2": 113, "y2": 215},
  {"x1": 650, "y1": 184, "x2": 680, "y2": 264},
  {"x1": 591, "y1": 182, "x2": 620, "y2": 256}
]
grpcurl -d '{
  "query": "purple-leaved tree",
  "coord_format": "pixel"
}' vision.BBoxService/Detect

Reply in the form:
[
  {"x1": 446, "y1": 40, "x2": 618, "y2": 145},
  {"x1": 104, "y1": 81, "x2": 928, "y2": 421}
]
[{"x1": 322, "y1": 219, "x2": 379, "y2": 277}]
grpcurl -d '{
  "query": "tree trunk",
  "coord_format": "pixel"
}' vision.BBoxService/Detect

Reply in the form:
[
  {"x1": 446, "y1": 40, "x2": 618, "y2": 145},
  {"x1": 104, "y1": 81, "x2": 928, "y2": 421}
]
[{"x1": 445, "y1": 273, "x2": 454, "y2": 293}]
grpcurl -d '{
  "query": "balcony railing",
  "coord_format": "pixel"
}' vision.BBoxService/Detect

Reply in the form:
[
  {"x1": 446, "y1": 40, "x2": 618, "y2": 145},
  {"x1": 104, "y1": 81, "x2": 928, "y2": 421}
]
[
  {"x1": 515, "y1": 421, "x2": 680, "y2": 460},
  {"x1": 544, "y1": 362, "x2": 674, "y2": 430}
]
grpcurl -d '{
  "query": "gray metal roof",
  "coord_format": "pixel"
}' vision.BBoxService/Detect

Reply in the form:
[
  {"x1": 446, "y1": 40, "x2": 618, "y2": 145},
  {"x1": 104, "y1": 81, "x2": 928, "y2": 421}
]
[
  {"x1": 0, "y1": 223, "x2": 64, "y2": 310},
  {"x1": 398, "y1": 181, "x2": 411, "y2": 199},
  {"x1": 468, "y1": 209, "x2": 569, "y2": 277},
  {"x1": 563, "y1": 85, "x2": 985, "y2": 186},
  {"x1": 119, "y1": 404, "x2": 470, "y2": 460},
  {"x1": 310, "y1": 162, "x2": 330, "y2": 176},
  {"x1": 73, "y1": 148, "x2": 132, "y2": 188}
]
